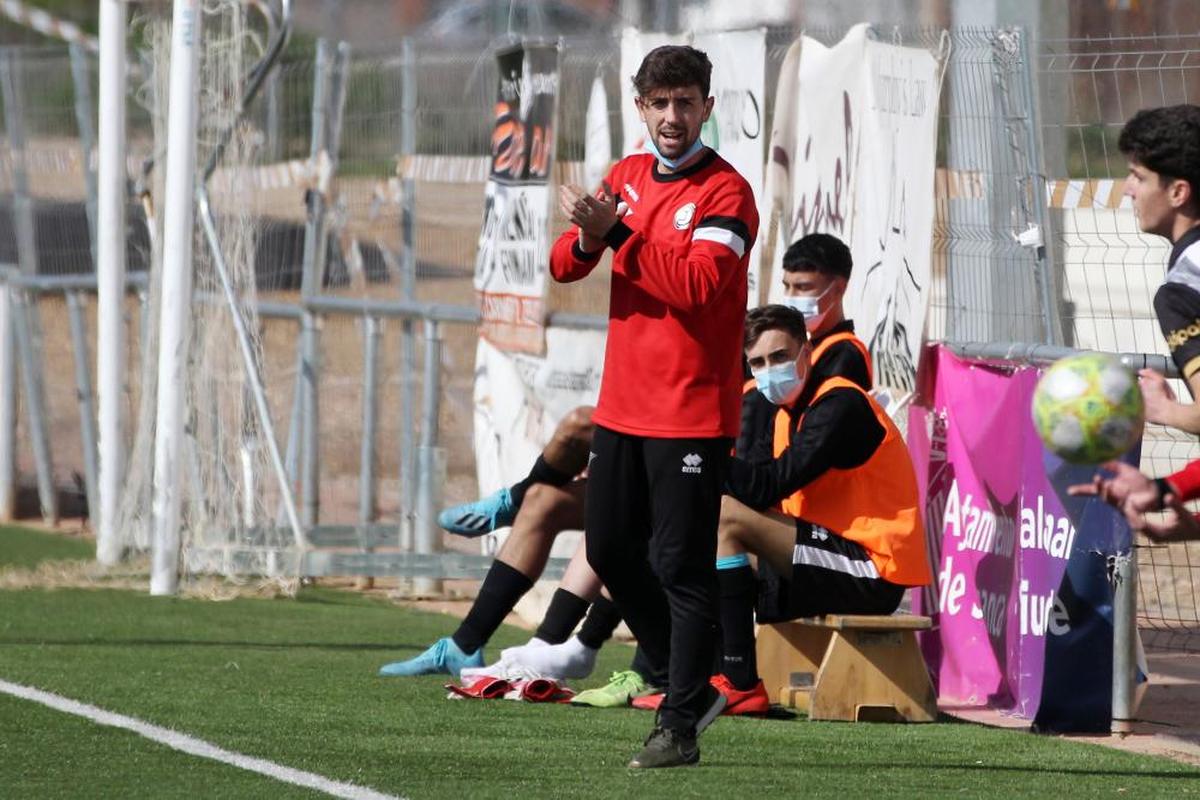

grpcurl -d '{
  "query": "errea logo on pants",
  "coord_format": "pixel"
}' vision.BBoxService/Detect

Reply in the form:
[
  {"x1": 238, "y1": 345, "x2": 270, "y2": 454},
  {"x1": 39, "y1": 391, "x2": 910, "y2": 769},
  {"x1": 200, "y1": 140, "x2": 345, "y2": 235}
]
[{"x1": 681, "y1": 453, "x2": 703, "y2": 474}]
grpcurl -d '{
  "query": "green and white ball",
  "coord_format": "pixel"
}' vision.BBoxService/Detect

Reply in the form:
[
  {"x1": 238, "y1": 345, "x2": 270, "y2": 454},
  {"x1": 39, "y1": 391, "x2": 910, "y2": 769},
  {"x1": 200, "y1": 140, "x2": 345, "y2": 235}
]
[{"x1": 1031, "y1": 353, "x2": 1145, "y2": 464}]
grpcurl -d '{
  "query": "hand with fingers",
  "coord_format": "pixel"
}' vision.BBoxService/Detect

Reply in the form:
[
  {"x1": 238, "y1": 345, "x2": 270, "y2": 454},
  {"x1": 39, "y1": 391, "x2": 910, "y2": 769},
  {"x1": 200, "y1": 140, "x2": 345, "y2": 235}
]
[
  {"x1": 1065, "y1": 460, "x2": 1166, "y2": 534},
  {"x1": 1135, "y1": 492, "x2": 1200, "y2": 542},
  {"x1": 559, "y1": 181, "x2": 620, "y2": 252},
  {"x1": 1138, "y1": 368, "x2": 1176, "y2": 426},
  {"x1": 1067, "y1": 459, "x2": 1162, "y2": 516}
]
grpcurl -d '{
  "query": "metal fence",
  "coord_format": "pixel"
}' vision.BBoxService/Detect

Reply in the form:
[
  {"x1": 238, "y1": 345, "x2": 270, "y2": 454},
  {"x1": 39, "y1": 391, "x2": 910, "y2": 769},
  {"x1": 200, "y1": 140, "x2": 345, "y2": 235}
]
[{"x1": 0, "y1": 24, "x2": 1196, "y2": 649}]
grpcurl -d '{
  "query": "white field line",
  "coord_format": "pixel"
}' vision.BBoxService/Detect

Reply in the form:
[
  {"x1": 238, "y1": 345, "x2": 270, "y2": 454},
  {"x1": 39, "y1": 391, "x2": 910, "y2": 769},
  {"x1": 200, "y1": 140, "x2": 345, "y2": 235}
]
[{"x1": 0, "y1": 678, "x2": 403, "y2": 800}]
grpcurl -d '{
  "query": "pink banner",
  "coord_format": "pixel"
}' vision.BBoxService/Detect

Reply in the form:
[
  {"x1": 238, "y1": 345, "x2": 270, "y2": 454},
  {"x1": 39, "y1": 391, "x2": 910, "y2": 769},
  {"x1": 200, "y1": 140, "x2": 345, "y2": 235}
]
[{"x1": 908, "y1": 345, "x2": 1135, "y2": 729}]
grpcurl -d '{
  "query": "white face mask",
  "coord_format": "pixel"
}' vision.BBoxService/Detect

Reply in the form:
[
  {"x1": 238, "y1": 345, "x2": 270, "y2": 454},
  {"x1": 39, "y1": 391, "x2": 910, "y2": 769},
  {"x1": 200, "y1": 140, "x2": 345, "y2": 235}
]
[{"x1": 783, "y1": 281, "x2": 836, "y2": 329}]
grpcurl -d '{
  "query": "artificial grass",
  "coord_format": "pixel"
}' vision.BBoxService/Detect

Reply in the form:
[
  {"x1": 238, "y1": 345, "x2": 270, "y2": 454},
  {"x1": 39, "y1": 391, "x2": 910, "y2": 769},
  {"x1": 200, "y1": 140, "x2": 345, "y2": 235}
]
[
  {"x1": 1, "y1": 525, "x2": 1199, "y2": 799},
  {"x1": 0, "y1": 524, "x2": 94, "y2": 569}
]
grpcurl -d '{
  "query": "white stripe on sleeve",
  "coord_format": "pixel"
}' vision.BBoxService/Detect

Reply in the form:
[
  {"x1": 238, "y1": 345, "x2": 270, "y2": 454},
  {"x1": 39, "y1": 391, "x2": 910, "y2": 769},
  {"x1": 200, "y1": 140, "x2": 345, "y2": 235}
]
[{"x1": 692, "y1": 226, "x2": 747, "y2": 258}]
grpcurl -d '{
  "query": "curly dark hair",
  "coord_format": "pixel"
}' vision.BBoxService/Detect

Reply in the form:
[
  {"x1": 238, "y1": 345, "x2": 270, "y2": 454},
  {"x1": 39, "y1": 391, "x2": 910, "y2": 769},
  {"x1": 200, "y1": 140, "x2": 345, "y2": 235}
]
[
  {"x1": 633, "y1": 45, "x2": 712, "y2": 99},
  {"x1": 781, "y1": 232, "x2": 853, "y2": 280},
  {"x1": 1118, "y1": 105, "x2": 1200, "y2": 211},
  {"x1": 744, "y1": 304, "x2": 810, "y2": 351}
]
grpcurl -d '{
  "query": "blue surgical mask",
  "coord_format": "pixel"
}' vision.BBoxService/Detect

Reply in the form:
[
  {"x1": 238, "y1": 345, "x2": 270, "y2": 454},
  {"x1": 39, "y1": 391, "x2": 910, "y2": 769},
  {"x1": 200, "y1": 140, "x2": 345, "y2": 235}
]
[
  {"x1": 753, "y1": 360, "x2": 807, "y2": 406},
  {"x1": 645, "y1": 134, "x2": 706, "y2": 171}
]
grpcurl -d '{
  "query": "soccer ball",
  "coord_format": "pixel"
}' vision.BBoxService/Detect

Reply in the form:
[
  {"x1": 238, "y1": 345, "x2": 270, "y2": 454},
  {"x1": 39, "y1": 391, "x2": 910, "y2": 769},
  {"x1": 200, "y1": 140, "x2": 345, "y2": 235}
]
[{"x1": 1031, "y1": 353, "x2": 1145, "y2": 464}]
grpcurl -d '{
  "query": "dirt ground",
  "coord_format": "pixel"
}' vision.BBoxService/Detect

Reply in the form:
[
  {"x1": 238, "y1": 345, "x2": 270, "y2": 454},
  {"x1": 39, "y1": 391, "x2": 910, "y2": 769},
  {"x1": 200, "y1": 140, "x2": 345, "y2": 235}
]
[{"x1": 938, "y1": 650, "x2": 1200, "y2": 767}]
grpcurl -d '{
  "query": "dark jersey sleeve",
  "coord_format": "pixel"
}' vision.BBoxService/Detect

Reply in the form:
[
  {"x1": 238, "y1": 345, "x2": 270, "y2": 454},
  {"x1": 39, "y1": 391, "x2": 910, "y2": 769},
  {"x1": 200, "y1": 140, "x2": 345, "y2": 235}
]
[
  {"x1": 1154, "y1": 281, "x2": 1200, "y2": 381},
  {"x1": 735, "y1": 387, "x2": 776, "y2": 464},
  {"x1": 725, "y1": 387, "x2": 886, "y2": 510}
]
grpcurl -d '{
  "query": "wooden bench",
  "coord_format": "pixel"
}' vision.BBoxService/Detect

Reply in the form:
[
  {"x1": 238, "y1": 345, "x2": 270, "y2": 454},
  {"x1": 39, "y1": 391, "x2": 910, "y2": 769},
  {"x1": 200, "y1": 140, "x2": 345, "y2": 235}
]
[{"x1": 756, "y1": 614, "x2": 938, "y2": 723}]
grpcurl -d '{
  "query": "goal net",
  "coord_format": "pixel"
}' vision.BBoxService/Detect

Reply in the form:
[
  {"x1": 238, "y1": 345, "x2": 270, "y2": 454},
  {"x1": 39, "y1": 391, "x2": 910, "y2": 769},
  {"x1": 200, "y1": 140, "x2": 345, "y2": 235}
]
[{"x1": 114, "y1": 0, "x2": 299, "y2": 583}]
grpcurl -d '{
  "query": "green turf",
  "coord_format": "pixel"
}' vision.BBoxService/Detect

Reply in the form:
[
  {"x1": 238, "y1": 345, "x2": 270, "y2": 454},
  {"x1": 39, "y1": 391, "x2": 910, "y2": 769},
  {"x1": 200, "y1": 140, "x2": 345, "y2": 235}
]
[
  {"x1": 1, "y1": 526, "x2": 1199, "y2": 799},
  {"x1": 0, "y1": 524, "x2": 94, "y2": 569}
]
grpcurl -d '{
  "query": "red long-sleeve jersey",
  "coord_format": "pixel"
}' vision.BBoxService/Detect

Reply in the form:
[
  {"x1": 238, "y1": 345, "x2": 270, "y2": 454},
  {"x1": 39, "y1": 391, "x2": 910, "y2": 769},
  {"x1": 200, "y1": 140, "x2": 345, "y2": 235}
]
[
  {"x1": 1165, "y1": 459, "x2": 1200, "y2": 502},
  {"x1": 550, "y1": 150, "x2": 758, "y2": 438}
]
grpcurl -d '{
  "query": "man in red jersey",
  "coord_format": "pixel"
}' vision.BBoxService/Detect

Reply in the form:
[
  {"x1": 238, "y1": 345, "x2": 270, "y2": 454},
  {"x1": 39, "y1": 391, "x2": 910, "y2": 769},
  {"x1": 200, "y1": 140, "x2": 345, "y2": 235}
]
[{"x1": 549, "y1": 44, "x2": 758, "y2": 769}]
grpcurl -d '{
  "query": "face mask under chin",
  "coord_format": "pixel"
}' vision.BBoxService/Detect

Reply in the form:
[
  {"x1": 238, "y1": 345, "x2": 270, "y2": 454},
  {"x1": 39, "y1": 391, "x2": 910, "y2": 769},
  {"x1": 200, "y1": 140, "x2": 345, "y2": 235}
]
[{"x1": 645, "y1": 133, "x2": 705, "y2": 170}]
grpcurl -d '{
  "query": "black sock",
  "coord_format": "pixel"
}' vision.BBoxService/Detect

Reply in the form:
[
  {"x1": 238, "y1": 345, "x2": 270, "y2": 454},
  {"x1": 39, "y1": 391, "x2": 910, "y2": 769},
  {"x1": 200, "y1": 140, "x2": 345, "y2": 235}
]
[
  {"x1": 534, "y1": 588, "x2": 590, "y2": 644},
  {"x1": 451, "y1": 560, "x2": 533, "y2": 654},
  {"x1": 509, "y1": 455, "x2": 574, "y2": 508},
  {"x1": 718, "y1": 565, "x2": 759, "y2": 690},
  {"x1": 576, "y1": 596, "x2": 623, "y2": 650}
]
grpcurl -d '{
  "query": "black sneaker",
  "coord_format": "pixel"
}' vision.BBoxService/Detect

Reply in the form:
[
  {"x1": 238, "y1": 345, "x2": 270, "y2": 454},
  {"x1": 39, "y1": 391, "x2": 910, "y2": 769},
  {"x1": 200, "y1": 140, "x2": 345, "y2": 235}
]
[{"x1": 627, "y1": 726, "x2": 699, "y2": 769}]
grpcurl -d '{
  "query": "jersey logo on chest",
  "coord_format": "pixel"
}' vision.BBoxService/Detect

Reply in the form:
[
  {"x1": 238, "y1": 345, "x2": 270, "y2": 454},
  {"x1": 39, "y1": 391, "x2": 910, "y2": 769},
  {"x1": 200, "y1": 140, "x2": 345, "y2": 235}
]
[{"x1": 673, "y1": 202, "x2": 696, "y2": 230}]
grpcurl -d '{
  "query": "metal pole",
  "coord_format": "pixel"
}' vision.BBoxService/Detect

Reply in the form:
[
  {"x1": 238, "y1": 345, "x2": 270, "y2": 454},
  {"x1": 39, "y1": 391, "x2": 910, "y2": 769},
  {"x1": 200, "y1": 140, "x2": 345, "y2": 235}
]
[
  {"x1": 399, "y1": 36, "x2": 418, "y2": 552},
  {"x1": 1111, "y1": 547, "x2": 1138, "y2": 735},
  {"x1": 309, "y1": 45, "x2": 350, "y2": 305},
  {"x1": 275, "y1": 335, "x2": 304, "y2": 527},
  {"x1": 95, "y1": 0, "x2": 127, "y2": 564},
  {"x1": 196, "y1": 191, "x2": 305, "y2": 547},
  {"x1": 414, "y1": 318, "x2": 443, "y2": 596},
  {"x1": 66, "y1": 291, "x2": 100, "y2": 522},
  {"x1": 299, "y1": 309, "x2": 320, "y2": 530},
  {"x1": 359, "y1": 316, "x2": 380, "y2": 526},
  {"x1": 0, "y1": 280, "x2": 15, "y2": 520},
  {"x1": 11, "y1": 290, "x2": 57, "y2": 524},
  {"x1": 1, "y1": 50, "x2": 39, "y2": 279},
  {"x1": 70, "y1": 42, "x2": 99, "y2": 268},
  {"x1": 298, "y1": 39, "x2": 331, "y2": 531},
  {"x1": 1016, "y1": 26, "x2": 1061, "y2": 346},
  {"x1": 150, "y1": 0, "x2": 203, "y2": 596},
  {"x1": 0, "y1": 50, "x2": 57, "y2": 524}
]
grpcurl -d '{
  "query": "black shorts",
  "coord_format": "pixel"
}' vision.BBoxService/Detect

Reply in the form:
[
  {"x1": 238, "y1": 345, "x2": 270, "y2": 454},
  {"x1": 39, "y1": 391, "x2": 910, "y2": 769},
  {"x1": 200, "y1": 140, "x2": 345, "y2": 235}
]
[{"x1": 755, "y1": 519, "x2": 904, "y2": 624}]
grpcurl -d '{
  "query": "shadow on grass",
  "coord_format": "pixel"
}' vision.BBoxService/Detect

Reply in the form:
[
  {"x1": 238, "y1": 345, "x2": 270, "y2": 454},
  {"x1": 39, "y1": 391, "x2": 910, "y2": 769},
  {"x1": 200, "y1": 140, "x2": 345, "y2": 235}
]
[
  {"x1": 0, "y1": 638, "x2": 433, "y2": 652},
  {"x1": 697, "y1": 759, "x2": 1200, "y2": 779}
]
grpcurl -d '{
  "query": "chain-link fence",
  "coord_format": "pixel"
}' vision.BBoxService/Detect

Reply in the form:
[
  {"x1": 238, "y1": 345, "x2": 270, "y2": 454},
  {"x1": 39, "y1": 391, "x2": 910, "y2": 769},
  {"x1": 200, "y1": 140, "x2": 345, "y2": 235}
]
[
  {"x1": 0, "y1": 23, "x2": 1196, "y2": 648},
  {"x1": 1039, "y1": 32, "x2": 1200, "y2": 653}
]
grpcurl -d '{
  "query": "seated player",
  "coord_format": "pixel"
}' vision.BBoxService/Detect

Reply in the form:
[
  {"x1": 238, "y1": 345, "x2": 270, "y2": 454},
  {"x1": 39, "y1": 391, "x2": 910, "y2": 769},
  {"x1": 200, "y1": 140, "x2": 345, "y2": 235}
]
[
  {"x1": 1069, "y1": 459, "x2": 1200, "y2": 542},
  {"x1": 406, "y1": 232, "x2": 872, "y2": 698},
  {"x1": 663, "y1": 305, "x2": 931, "y2": 713},
  {"x1": 379, "y1": 408, "x2": 625, "y2": 679},
  {"x1": 778, "y1": 232, "x2": 872, "y2": 392}
]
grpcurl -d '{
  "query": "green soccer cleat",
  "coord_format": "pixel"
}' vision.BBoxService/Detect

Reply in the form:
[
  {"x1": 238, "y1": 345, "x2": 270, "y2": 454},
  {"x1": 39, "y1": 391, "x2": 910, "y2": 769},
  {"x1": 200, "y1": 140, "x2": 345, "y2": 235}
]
[{"x1": 570, "y1": 670, "x2": 658, "y2": 708}]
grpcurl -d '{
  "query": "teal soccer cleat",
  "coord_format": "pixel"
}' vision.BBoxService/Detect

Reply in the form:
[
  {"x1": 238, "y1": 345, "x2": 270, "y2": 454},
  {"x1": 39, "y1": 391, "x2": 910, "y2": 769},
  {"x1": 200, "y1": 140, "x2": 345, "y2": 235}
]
[
  {"x1": 437, "y1": 487, "x2": 517, "y2": 537},
  {"x1": 379, "y1": 637, "x2": 484, "y2": 677}
]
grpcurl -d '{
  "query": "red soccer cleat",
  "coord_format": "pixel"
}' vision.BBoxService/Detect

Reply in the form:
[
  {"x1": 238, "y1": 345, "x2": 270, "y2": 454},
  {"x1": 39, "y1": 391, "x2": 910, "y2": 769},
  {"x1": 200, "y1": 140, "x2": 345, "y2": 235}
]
[
  {"x1": 710, "y1": 674, "x2": 770, "y2": 716},
  {"x1": 630, "y1": 691, "x2": 664, "y2": 711}
]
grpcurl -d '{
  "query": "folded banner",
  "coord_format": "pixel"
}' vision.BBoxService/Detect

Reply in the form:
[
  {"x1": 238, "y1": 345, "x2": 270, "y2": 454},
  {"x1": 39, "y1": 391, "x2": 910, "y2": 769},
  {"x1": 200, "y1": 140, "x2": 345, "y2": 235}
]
[
  {"x1": 474, "y1": 42, "x2": 560, "y2": 355},
  {"x1": 908, "y1": 345, "x2": 1137, "y2": 731},
  {"x1": 764, "y1": 25, "x2": 942, "y2": 404},
  {"x1": 694, "y1": 29, "x2": 766, "y2": 307},
  {"x1": 472, "y1": 327, "x2": 605, "y2": 557}
]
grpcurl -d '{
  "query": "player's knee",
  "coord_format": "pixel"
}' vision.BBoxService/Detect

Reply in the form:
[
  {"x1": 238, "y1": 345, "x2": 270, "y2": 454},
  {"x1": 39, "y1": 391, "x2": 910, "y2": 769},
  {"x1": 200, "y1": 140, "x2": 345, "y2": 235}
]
[
  {"x1": 719, "y1": 495, "x2": 745, "y2": 538},
  {"x1": 717, "y1": 517, "x2": 742, "y2": 552},
  {"x1": 561, "y1": 406, "x2": 595, "y2": 445},
  {"x1": 517, "y1": 483, "x2": 569, "y2": 531}
]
